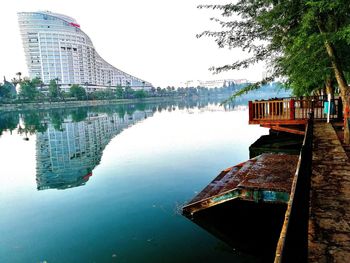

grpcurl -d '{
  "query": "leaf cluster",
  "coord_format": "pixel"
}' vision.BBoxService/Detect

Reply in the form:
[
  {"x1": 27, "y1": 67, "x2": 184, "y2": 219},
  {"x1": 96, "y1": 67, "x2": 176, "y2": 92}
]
[
  {"x1": 19, "y1": 77, "x2": 41, "y2": 100},
  {"x1": 69, "y1": 84, "x2": 87, "y2": 100},
  {"x1": 198, "y1": 0, "x2": 350, "y2": 98}
]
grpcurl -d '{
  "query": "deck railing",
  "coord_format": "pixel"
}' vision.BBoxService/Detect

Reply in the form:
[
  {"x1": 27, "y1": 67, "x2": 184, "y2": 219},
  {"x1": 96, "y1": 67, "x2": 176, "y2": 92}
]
[
  {"x1": 249, "y1": 97, "x2": 342, "y2": 123},
  {"x1": 274, "y1": 113, "x2": 314, "y2": 263}
]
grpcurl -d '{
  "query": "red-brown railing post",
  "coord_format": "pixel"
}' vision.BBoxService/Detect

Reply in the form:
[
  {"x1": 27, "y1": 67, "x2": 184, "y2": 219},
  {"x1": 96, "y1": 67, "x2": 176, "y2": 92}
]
[
  {"x1": 290, "y1": 99, "x2": 295, "y2": 120},
  {"x1": 248, "y1": 101, "x2": 253, "y2": 122}
]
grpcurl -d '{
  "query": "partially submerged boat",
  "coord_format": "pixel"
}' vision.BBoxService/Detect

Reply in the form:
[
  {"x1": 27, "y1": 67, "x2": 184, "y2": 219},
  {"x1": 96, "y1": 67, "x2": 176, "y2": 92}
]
[{"x1": 182, "y1": 153, "x2": 298, "y2": 216}]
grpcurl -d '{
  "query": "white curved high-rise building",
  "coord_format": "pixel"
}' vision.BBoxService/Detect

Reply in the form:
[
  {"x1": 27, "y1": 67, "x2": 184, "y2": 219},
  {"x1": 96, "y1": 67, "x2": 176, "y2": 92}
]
[{"x1": 18, "y1": 11, "x2": 152, "y2": 91}]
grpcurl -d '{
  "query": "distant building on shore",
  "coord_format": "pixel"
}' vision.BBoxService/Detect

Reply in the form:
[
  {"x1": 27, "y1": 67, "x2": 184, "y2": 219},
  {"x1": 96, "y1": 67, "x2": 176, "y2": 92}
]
[
  {"x1": 182, "y1": 79, "x2": 250, "y2": 88},
  {"x1": 18, "y1": 11, "x2": 152, "y2": 92}
]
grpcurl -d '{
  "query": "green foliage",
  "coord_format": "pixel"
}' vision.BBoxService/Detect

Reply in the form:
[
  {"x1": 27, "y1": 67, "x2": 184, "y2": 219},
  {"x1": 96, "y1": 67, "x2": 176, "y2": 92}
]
[
  {"x1": 69, "y1": 84, "x2": 86, "y2": 100},
  {"x1": 22, "y1": 111, "x2": 47, "y2": 133},
  {"x1": 50, "y1": 111, "x2": 64, "y2": 131},
  {"x1": 116, "y1": 105, "x2": 126, "y2": 118},
  {"x1": 134, "y1": 89, "x2": 147, "y2": 99},
  {"x1": 71, "y1": 108, "x2": 88, "y2": 122},
  {"x1": 48, "y1": 79, "x2": 60, "y2": 100},
  {"x1": 198, "y1": 0, "x2": 350, "y2": 100},
  {"x1": 124, "y1": 86, "x2": 135, "y2": 99},
  {"x1": 19, "y1": 78, "x2": 40, "y2": 101},
  {"x1": 2, "y1": 73, "x2": 289, "y2": 104},
  {"x1": 31, "y1": 77, "x2": 43, "y2": 87},
  {"x1": 135, "y1": 102, "x2": 146, "y2": 111},
  {"x1": 91, "y1": 88, "x2": 115, "y2": 100},
  {"x1": 0, "y1": 112, "x2": 19, "y2": 135},
  {"x1": 0, "y1": 82, "x2": 14, "y2": 99},
  {"x1": 115, "y1": 85, "x2": 125, "y2": 99}
]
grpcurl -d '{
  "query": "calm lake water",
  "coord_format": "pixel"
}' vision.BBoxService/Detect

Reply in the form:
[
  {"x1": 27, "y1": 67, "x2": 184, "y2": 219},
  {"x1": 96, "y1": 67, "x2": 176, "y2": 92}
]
[{"x1": 0, "y1": 99, "x2": 273, "y2": 263}]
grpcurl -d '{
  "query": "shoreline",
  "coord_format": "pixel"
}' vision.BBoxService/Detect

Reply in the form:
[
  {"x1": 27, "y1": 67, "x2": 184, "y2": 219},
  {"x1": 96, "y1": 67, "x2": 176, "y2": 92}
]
[{"x1": 0, "y1": 96, "x2": 185, "y2": 112}]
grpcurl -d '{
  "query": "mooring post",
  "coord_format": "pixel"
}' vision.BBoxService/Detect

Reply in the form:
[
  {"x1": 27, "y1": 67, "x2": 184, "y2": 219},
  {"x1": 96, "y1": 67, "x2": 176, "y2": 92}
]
[{"x1": 289, "y1": 99, "x2": 295, "y2": 120}]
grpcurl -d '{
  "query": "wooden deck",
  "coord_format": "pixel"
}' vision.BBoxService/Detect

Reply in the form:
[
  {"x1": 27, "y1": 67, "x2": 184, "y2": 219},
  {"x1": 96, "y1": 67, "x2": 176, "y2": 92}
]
[
  {"x1": 249, "y1": 97, "x2": 341, "y2": 135},
  {"x1": 308, "y1": 122, "x2": 350, "y2": 262},
  {"x1": 183, "y1": 153, "x2": 299, "y2": 216}
]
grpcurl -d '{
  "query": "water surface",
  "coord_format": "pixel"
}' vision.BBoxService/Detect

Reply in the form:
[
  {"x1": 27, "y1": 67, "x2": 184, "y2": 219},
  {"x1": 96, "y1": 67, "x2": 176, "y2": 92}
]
[{"x1": 0, "y1": 100, "x2": 271, "y2": 263}]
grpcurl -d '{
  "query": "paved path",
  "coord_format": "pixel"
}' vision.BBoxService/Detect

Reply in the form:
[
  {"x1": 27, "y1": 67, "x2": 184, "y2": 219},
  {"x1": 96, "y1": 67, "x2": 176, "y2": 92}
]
[{"x1": 309, "y1": 122, "x2": 350, "y2": 262}]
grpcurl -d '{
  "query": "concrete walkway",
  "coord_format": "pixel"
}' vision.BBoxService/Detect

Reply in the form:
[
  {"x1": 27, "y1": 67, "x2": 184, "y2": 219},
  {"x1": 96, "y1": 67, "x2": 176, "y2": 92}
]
[{"x1": 309, "y1": 122, "x2": 350, "y2": 262}]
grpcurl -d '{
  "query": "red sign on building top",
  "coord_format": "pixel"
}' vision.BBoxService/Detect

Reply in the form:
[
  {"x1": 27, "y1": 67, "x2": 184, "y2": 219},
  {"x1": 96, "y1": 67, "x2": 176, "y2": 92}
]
[{"x1": 69, "y1": 22, "x2": 81, "y2": 28}]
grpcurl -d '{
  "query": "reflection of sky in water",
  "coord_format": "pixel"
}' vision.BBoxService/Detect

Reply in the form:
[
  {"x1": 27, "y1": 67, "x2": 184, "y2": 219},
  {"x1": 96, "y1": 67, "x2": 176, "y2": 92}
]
[{"x1": 0, "y1": 102, "x2": 268, "y2": 263}]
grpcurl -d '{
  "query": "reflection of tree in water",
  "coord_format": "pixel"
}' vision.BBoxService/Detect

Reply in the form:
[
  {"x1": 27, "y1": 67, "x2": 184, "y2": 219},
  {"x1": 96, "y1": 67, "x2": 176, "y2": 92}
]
[
  {"x1": 0, "y1": 97, "x2": 238, "y2": 138},
  {"x1": 0, "y1": 99, "x2": 241, "y2": 187},
  {"x1": 20, "y1": 111, "x2": 48, "y2": 133},
  {"x1": 71, "y1": 107, "x2": 88, "y2": 122},
  {"x1": 135, "y1": 103, "x2": 146, "y2": 112},
  {"x1": 0, "y1": 112, "x2": 19, "y2": 136},
  {"x1": 126, "y1": 104, "x2": 136, "y2": 116},
  {"x1": 49, "y1": 111, "x2": 66, "y2": 131},
  {"x1": 117, "y1": 106, "x2": 126, "y2": 119}
]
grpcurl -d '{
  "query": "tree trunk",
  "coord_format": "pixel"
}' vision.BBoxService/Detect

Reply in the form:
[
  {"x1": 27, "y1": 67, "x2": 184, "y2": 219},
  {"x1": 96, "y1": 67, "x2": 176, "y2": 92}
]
[
  {"x1": 323, "y1": 41, "x2": 348, "y2": 93},
  {"x1": 318, "y1": 20, "x2": 350, "y2": 143},
  {"x1": 325, "y1": 79, "x2": 335, "y2": 123},
  {"x1": 325, "y1": 79, "x2": 334, "y2": 98},
  {"x1": 323, "y1": 41, "x2": 350, "y2": 143}
]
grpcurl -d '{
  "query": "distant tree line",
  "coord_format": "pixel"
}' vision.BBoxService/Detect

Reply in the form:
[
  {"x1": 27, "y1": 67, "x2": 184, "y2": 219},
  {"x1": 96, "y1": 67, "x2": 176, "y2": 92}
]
[{"x1": 0, "y1": 73, "x2": 279, "y2": 104}]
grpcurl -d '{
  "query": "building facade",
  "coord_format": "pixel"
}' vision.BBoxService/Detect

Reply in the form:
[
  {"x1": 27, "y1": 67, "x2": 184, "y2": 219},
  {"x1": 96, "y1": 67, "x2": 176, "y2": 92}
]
[{"x1": 18, "y1": 11, "x2": 152, "y2": 92}]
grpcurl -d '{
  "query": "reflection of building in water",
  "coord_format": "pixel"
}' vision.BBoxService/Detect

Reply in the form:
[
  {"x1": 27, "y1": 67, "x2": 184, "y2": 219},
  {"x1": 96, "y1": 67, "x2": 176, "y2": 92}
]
[{"x1": 36, "y1": 110, "x2": 153, "y2": 190}]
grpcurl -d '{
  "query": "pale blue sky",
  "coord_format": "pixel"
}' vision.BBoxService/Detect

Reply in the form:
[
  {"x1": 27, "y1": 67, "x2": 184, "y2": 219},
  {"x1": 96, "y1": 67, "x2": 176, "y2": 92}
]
[{"x1": 0, "y1": 0, "x2": 264, "y2": 87}]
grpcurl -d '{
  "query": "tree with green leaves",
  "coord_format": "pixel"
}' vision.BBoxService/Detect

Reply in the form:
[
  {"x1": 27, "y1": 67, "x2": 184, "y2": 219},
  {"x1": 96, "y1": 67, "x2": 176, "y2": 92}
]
[
  {"x1": 18, "y1": 77, "x2": 41, "y2": 101},
  {"x1": 71, "y1": 108, "x2": 88, "y2": 122},
  {"x1": 199, "y1": 0, "x2": 350, "y2": 97},
  {"x1": 103, "y1": 88, "x2": 115, "y2": 99},
  {"x1": 0, "y1": 82, "x2": 15, "y2": 99},
  {"x1": 90, "y1": 89, "x2": 115, "y2": 100},
  {"x1": 199, "y1": 0, "x2": 350, "y2": 142},
  {"x1": 134, "y1": 89, "x2": 147, "y2": 99},
  {"x1": 48, "y1": 79, "x2": 61, "y2": 100},
  {"x1": 69, "y1": 84, "x2": 86, "y2": 100},
  {"x1": 115, "y1": 85, "x2": 125, "y2": 99},
  {"x1": 124, "y1": 86, "x2": 135, "y2": 99}
]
